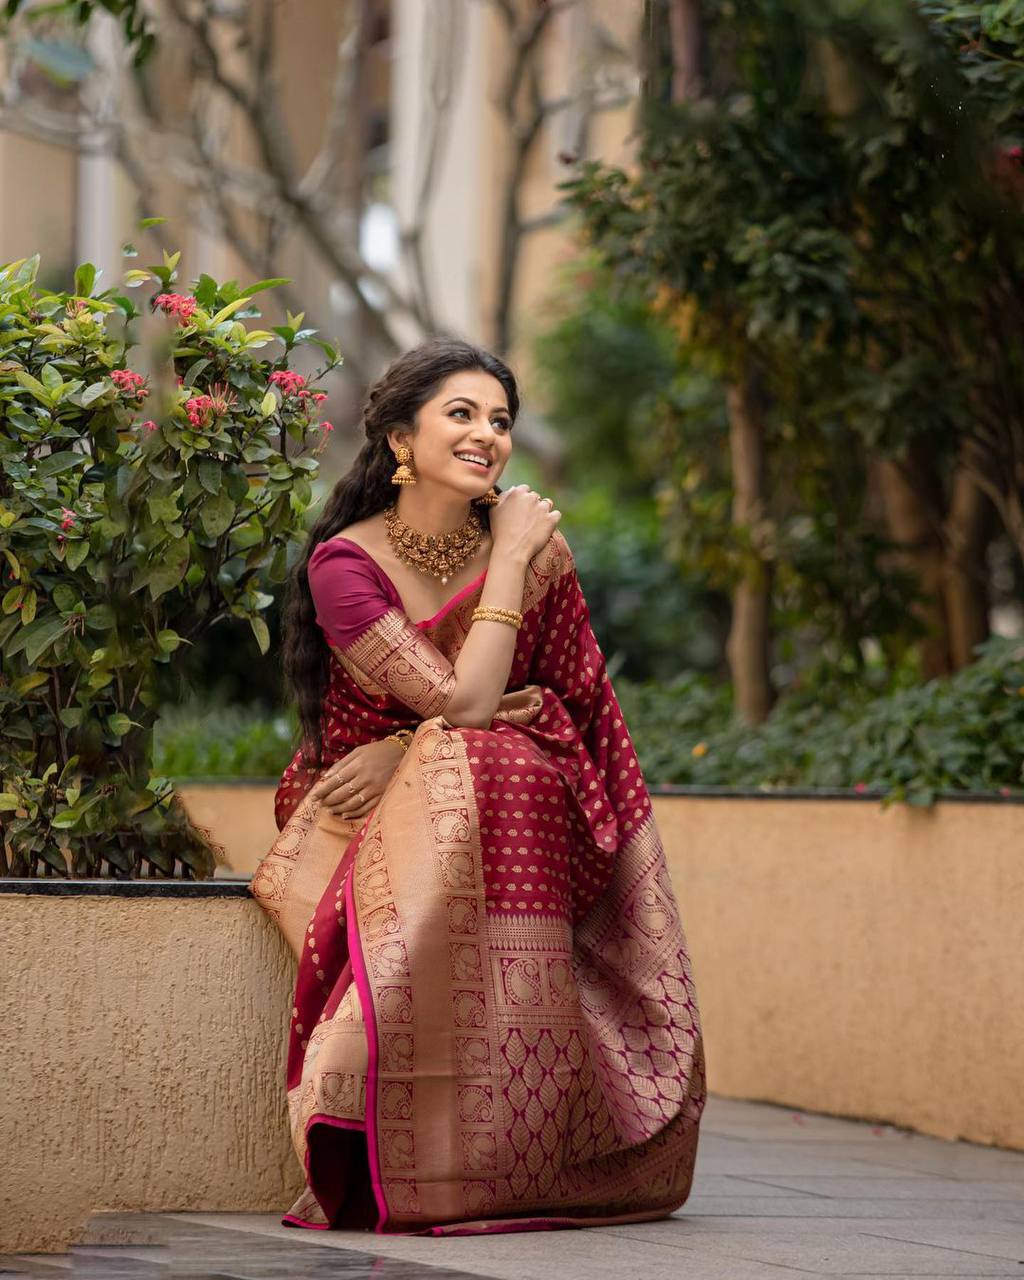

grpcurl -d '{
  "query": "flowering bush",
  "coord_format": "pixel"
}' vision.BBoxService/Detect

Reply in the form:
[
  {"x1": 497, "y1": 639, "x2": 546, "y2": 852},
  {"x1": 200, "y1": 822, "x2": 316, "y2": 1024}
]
[{"x1": 0, "y1": 248, "x2": 340, "y2": 877}]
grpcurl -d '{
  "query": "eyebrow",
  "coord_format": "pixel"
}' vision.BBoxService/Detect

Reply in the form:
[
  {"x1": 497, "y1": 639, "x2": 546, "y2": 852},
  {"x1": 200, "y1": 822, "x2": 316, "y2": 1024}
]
[{"x1": 442, "y1": 396, "x2": 511, "y2": 417}]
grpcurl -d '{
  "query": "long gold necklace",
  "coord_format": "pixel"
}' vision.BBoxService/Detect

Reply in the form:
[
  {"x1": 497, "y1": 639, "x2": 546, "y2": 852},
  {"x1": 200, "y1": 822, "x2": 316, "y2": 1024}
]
[{"x1": 383, "y1": 502, "x2": 484, "y2": 585}]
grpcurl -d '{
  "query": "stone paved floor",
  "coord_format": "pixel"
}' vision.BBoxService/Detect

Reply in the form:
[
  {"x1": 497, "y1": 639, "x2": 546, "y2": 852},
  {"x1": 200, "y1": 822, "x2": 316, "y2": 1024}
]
[{"x1": 3, "y1": 1096, "x2": 1023, "y2": 1278}]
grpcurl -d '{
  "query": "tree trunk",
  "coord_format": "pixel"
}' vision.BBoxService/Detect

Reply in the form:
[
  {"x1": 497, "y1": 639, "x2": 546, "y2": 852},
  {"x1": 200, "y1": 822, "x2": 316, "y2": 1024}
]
[
  {"x1": 725, "y1": 373, "x2": 774, "y2": 723},
  {"x1": 942, "y1": 454, "x2": 995, "y2": 669},
  {"x1": 667, "y1": 0, "x2": 703, "y2": 102},
  {"x1": 875, "y1": 442, "x2": 952, "y2": 679}
]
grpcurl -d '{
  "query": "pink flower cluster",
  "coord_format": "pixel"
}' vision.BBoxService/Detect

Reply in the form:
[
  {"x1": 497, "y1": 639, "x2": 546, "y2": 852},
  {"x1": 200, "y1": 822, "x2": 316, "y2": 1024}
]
[
  {"x1": 269, "y1": 370, "x2": 307, "y2": 397},
  {"x1": 59, "y1": 507, "x2": 76, "y2": 531},
  {"x1": 140, "y1": 420, "x2": 159, "y2": 433},
  {"x1": 153, "y1": 293, "x2": 198, "y2": 323},
  {"x1": 185, "y1": 395, "x2": 214, "y2": 428},
  {"x1": 268, "y1": 370, "x2": 328, "y2": 406},
  {"x1": 111, "y1": 369, "x2": 149, "y2": 401}
]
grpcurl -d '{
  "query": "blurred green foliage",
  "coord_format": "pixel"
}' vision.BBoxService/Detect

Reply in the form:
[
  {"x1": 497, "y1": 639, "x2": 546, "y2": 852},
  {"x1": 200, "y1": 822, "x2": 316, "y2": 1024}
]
[
  {"x1": 617, "y1": 634, "x2": 1024, "y2": 802},
  {"x1": 155, "y1": 700, "x2": 299, "y2": 780}
]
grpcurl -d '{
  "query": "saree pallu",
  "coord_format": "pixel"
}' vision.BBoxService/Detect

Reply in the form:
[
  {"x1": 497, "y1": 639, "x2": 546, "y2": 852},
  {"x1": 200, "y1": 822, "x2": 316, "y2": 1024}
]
[{"x1": 251, "y1": 529, "x2": 706, "y2": 1235}]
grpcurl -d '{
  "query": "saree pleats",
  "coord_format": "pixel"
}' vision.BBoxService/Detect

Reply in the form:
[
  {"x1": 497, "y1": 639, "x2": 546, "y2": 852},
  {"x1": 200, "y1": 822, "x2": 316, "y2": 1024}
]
[{"x1": 252, "y1": 530, "x2": 706, "y2": 1234}]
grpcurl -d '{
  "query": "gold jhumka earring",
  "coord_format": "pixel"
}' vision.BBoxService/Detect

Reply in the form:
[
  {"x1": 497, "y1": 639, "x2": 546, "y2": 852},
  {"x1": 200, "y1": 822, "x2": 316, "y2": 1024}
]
[
  {"x1": 390, "y1": 444, "x2": 417, "y2": 486},
  {"x1": 390, "y1": 444, "x2": 500, "y2": 505}
]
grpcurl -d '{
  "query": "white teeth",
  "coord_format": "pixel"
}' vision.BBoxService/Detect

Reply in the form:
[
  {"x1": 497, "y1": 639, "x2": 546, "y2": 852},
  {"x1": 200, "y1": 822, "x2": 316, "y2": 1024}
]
[{"x1": 455, "y1": 453, "x2": 489, "y2": 467}]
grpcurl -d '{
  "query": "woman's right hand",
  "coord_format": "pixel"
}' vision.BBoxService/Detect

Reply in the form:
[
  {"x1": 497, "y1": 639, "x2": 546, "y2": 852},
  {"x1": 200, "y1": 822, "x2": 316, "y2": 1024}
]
[{"x1": 488, "y1": 484, "x2": 562, "y2": 562}]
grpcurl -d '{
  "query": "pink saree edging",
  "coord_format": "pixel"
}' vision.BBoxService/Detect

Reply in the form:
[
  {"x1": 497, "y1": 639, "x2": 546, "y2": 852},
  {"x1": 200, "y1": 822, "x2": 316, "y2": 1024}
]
[{"x1": 343, "y1": 869, "x2": 391, "y2": 1234}]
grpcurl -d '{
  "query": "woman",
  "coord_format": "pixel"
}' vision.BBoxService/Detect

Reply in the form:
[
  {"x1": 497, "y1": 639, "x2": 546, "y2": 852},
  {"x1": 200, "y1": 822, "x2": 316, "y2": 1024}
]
[{"x1": 251, "y1": 337, "x2": 706, "y2": 1236}]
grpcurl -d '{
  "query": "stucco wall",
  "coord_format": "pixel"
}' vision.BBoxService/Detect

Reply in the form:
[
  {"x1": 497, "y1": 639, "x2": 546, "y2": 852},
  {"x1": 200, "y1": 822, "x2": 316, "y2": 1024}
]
[
  {"x1": 0, "y1": 895, "x2": 301, "y2": 1254},
  {"x1": 661, "y1": 796, "x2": 1024, "y2": 1152}
]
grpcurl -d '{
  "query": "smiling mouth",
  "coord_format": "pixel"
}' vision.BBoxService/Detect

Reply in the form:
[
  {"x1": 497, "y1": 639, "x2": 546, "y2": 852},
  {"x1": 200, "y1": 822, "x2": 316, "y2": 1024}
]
[{"x1": 454, "y1": 455, "x2": 491, "y2": 470}]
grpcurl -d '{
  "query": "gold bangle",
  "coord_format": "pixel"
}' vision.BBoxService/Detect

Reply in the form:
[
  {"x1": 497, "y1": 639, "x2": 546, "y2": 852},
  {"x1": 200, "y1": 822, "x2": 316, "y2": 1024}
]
[
  {"x1": 385, "y1": 727, "x2": 416, "y2": 752},
  {"x1": 471, "y1": 605, "x2": 523, "y2": 629}
]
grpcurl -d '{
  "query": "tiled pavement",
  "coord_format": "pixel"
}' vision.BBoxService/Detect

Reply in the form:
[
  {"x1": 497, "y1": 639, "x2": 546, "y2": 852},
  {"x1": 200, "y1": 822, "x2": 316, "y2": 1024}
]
[{"x1": 3, "y1": 1095, "x2": 1023, "y2": 1278}]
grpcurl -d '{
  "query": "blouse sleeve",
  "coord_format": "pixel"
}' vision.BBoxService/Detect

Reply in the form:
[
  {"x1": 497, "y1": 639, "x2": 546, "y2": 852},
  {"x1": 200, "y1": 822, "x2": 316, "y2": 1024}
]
[
  {"x1": 307, "y1": 538, "x2": 458, "y2": 720},
  {"x1": 307, "y1": 538, "x2": 396, "y2": 649}
]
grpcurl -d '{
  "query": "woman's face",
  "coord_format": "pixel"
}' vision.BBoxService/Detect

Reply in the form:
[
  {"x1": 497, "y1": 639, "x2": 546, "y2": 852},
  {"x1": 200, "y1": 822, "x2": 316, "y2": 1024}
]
[{"x1": 389, "y1": 369, "x2": 513, "y2": 496}]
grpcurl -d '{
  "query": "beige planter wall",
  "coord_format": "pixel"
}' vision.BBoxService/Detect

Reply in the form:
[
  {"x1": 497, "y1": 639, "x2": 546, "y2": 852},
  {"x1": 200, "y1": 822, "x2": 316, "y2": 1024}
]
[
  {"x1": 0, "y1": 894, "x2": 300, "y2": 1255},
  {"x1": 662, "y1": 796, "x2": 1024, "y2": 1152}
]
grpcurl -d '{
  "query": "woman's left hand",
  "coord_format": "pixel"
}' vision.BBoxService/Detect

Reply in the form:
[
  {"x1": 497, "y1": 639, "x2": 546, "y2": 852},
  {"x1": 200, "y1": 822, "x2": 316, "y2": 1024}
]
[{"x1": 309, "y1": 738, "x2": 405, "y2": 820}]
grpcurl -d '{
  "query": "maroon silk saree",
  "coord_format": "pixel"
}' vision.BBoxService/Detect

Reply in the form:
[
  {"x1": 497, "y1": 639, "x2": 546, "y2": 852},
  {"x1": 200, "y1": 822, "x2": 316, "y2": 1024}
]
[{"x1": 250, "y1": 528, "x2": 706, "y2": 1235}]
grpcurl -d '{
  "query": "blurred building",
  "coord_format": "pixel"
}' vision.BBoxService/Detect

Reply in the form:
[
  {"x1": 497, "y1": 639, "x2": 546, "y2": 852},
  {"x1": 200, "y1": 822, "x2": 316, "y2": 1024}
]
[{"x1": 0, "y1": 0, "x2": 641, "y2": 396}]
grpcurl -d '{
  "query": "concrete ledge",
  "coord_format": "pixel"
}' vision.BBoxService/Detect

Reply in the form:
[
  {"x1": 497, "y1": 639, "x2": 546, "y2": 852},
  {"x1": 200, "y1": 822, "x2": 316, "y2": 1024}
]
[{"x1": 0, "y1": 891, "x2": 301, "y2": 1254}]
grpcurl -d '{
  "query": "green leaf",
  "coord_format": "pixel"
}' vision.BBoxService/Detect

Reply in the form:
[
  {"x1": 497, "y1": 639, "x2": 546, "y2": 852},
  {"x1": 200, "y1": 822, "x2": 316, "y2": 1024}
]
[
  {"x1": 183, "y1": 357, "x2": 211, "y2": 388},
  {"x1": 0, "y1": 794, "x2": 20, "y2": 812},
  {"x1": 239, "y1": 277, "x2": 291, "y2": 298},
  {"x1": 106, "y1": 712, "x2": 133, "y2": 737},
  {"x1": 249, "y1": 614, "x2": 271, "y2": 655},
  {"x1": 14, "y1": 369, "x2": 51, "y2": 405},
  {"x1": 209, "y1": 297, "x2": 250, "y2": 326},
  {"x1": 260, "y1": 390, "x2": 277, "y2": 417},
  {"x1": 198, "y1": 457, "x2": 222, "y2": 495},
  {"x1": 156, "y1": 629, "x2": 184, "y2": 654},
  {"x1": 86, "y1": 603, "x2": 116, "y2": 630},
  {"x1": 200, "y1": 491, "x2": 235, "y2": 537},
  {"x1": 7, "y1": 615, "x2": 68, "y2": 665},
  {"x1": 146, "y1": 545, "x2": 190, "y2": 601},
  {"x1": 36, "y1": 450, "x2": 84, "y2": 478},
  {"x1": 51, "y1": 808, "x2": 82, "y2": 830},
  {"x1": 65, "y1": 540, "x2": 90, "y2": 571},
  {"x1": 14, "y1": 670, "x2": 48, "y2": 694},
  {"x1": 80, "y1": 380, "x2": 109, "y2": 407},
  {"x1": 139, "y1": 216, "x2": 168, "y2": 230},
  {"x1": 74, "y1": 262, "x2": 97, "y2": 297}
]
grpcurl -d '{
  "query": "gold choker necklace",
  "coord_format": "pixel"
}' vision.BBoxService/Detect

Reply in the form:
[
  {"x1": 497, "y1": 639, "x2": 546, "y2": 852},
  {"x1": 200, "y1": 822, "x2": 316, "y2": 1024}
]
[{"x1": 384, "y1": 503, "x2": 484, "y2": 584}]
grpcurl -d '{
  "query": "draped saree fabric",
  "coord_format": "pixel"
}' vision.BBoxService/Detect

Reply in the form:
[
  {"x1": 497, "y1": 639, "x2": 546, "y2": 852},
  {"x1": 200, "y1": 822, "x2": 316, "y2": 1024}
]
[{"x1": 250, "y1": 528, "x2": 706, "y2": 1235}]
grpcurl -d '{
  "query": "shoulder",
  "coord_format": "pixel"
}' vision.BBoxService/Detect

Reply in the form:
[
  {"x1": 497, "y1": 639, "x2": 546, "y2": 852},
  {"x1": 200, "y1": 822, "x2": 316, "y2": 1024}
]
[
  {"x1": 531, "y1": 526, "x2": 575, "y2": 578},
  {"x1": 307, "y1": 536, "x2": 389, "y2": 598}
]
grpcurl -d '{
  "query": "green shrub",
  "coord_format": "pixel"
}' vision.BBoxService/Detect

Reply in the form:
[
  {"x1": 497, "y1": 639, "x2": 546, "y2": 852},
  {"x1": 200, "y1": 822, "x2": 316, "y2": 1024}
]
[
  {"x1": 619, "y1": 635, "x2": 1024, "y2": 803},
  {"x1": 0, "y1": 249, "x2": 338, "y2": 876}
]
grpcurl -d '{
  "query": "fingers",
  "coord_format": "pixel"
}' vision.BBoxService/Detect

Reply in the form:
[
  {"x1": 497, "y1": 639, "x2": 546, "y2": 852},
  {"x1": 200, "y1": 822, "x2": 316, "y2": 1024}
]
[
  {"x1": 324, "y1": 794, "x2": 375, "y2": 820},
  {"x1": 314, "y1": 772, "x2": 376, "y2": 819}
]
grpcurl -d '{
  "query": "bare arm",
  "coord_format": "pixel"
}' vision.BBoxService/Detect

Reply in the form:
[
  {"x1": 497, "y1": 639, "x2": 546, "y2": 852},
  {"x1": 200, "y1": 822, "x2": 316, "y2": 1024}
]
[
  {"x1": 440, "y1": 484, "x2": 560, "y2": 729},
  {"x1": 441, "y1": 547, "x2": 532, "y2": 728}
]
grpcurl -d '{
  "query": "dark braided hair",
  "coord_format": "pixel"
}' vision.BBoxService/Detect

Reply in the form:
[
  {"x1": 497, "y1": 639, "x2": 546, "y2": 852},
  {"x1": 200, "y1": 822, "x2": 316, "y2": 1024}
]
[{"x1": 281, "y1": 337, "x2": 520, "y2": 769}]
